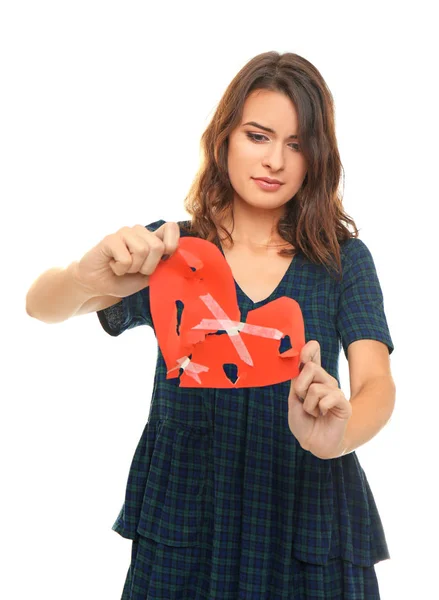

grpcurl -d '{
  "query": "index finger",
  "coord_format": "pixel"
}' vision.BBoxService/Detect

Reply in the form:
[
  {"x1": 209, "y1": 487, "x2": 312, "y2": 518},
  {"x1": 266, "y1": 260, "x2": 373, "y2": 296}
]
[{"x1": 298, "y1": 340, "x2": 321, "y2": 368}]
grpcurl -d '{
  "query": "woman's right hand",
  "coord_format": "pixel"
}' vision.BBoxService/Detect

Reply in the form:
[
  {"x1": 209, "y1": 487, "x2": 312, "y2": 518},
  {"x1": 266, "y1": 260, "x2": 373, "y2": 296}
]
[{"x1": 72, "y1": 222, "x2": 180, "y2": 298}]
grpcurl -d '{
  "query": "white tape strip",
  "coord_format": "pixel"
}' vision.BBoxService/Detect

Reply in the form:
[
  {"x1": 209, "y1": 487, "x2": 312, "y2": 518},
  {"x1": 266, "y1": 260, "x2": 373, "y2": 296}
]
[
  {"x1": 167, "y1": 355, "x2": 209, "y2": 384},
  {"x1": 193, "y1": 318, "x2": 283, "y2": 339},
  {"x1": 179, "y1": 357, "x2": 191, "y2": 369},
  {"x1": 178, "y1": 248, "x2": 203, "y2": 271},
  {"x1": 198, "y1": 293, "x2": 255, "y2": 366}
]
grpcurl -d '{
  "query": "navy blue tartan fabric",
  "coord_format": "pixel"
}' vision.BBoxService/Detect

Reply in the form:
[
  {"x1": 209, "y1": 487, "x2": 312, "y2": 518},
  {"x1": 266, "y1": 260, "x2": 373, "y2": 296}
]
[{"x1": 97, "y1": 219, "x2": 394, "y2": 599}]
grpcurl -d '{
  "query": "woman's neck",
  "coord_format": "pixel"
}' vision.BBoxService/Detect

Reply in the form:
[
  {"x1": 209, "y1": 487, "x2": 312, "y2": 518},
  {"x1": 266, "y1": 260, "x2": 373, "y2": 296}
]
[{"x1": 219, "y1": 198, "x2": 290, "y2": 251}]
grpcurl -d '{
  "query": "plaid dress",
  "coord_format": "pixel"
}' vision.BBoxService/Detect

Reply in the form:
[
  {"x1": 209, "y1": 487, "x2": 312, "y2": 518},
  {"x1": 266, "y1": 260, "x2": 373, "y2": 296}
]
[{"x1": 97, "y1": 219, "x2": 394, "y2": 599}]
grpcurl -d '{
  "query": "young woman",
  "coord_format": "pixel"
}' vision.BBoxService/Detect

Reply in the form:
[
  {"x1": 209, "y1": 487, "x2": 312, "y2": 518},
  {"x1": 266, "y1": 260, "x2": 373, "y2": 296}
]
[{"x1": 26, "y1": 51, "x2": 396, "y2": 599}]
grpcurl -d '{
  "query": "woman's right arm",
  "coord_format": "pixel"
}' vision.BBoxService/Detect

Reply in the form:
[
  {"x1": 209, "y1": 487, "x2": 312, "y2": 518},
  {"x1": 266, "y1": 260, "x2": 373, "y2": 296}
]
[
  {"x1": 25, "y1": 261, "x2": 121, "y2": 324},
  {"x1": 25, "y1": 221, "x2": 180, "y2": 324}
]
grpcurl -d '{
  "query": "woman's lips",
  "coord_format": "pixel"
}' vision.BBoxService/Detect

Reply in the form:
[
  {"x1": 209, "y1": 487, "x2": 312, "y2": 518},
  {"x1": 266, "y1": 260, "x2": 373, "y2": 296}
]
[{"x1": 252, "y1": 178, "x2": 282, "y2": 191}]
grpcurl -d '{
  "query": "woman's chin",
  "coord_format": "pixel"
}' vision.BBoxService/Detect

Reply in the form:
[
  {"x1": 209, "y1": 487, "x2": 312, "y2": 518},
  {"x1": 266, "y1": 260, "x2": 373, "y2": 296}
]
[{"x1": 235, "y1": 194, "x2": 289, "y2": 212}]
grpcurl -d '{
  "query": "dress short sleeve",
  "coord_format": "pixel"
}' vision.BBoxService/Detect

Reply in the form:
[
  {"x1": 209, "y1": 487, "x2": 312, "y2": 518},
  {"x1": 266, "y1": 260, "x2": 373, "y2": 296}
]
[
  {"x1": 336, "y1": 238, "x2": 394, "y2": 360},
  {"x1": 96, "y1": 219, "x2": 166, "y2": 336}
]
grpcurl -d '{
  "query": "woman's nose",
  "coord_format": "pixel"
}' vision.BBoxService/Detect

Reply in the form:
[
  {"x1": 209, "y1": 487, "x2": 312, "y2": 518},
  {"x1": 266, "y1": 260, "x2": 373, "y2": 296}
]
[{"x1": 262, "y1": 144, "x2": 286, "y2": 171}]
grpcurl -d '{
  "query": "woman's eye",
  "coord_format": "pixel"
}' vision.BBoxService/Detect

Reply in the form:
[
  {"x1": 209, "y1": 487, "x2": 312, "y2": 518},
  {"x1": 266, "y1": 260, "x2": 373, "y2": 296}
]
[
  {"x1": 246, "y1": 132, "x2": 267, "y2": 143},
  {"x1": 245, "y1": 132, "x2": 300, "y2": 151}
]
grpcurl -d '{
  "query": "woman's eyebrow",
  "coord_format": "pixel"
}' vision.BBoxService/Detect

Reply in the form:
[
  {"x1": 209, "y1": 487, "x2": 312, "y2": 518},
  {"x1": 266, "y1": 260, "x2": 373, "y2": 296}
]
[{"x1": 242, "y1": 121, "x2": 298, "y2": 140}]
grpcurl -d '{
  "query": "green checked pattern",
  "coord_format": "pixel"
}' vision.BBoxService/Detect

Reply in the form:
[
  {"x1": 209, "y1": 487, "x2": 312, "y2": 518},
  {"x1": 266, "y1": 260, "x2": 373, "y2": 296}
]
[{"x1": 97, "y1": 219, "x2": 394, "y2": 599}]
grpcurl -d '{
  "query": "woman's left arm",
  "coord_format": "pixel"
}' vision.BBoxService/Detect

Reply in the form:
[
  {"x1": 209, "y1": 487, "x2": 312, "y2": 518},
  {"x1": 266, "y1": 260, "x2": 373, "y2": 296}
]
[
  {"x1": 288, "y1": 339, "x2": 396, "y2": 460},
  {"x1": 339, "y1": 338, "x2": 396, "y2": 456}
]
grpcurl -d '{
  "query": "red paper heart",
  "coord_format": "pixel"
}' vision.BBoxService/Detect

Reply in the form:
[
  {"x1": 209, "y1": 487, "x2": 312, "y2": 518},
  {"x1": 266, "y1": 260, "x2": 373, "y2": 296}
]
[{"x1": 149, "y1": 237, "x2": 305, "y2": 388}]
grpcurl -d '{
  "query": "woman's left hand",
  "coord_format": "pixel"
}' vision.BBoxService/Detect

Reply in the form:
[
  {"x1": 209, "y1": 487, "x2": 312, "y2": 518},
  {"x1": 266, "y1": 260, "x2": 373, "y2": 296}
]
[{"x1": 288, "y1": 340, "x2": 352, "y2": 459}]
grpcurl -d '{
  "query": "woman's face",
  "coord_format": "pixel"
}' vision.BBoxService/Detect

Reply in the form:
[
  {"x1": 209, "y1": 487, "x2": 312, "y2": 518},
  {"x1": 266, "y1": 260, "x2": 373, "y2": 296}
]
[{"x1": 227, "y1": 89, "x2": 307, "y2": 213}]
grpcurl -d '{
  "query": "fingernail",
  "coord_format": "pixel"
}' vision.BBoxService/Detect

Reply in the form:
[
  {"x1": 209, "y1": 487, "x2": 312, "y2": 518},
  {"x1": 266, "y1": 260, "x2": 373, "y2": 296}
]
[
  {"x1": 161, "y1": 254, "x2": 170, "y2": 261},
  {"x1": 299, "y1": 362, "x2": 304, "y2": 372},
  {"x1": 298, "y1": 395, "x2": 305, "y2": 403}
]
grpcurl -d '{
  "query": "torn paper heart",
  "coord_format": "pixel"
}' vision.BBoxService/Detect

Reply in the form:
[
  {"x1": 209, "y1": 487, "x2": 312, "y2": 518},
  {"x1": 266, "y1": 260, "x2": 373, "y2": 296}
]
[{"x1": 149, "y1": 237, "x2": 306, "y2": 388}]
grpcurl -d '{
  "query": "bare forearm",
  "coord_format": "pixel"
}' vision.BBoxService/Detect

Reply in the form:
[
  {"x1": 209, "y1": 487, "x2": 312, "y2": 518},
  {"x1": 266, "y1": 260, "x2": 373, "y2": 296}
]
[
  {"x1": 340, "y1": 376, "x2": 396, "y2": 456},
  {"x1": 26, "y1": 261, "x2": 98, "y2": 324}
]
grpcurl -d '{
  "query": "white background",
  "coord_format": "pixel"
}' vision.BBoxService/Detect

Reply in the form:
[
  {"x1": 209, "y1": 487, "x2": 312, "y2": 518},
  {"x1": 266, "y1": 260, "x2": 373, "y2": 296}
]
[{"x1": 2, "y1": 1, "x2": 438, "y2": 598}]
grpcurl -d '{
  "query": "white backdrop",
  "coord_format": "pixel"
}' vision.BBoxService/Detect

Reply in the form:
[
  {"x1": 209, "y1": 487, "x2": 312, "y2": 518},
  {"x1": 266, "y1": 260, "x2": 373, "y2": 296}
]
[{"x1": 2, "y1": 1, "x2": 438, "y2": 598}]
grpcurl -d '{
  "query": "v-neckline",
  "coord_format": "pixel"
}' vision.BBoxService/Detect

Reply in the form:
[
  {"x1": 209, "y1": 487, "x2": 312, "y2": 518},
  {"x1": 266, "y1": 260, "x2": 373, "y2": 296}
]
[{"x1": 215, "y1": 238, "x2": 299, "y2": 307}]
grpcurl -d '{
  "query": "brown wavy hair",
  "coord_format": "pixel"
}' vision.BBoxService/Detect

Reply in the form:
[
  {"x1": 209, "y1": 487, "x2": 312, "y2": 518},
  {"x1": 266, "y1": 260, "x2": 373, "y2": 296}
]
[{"x1": 182, "y1": 51, "x2": 359, "y2": 281}]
